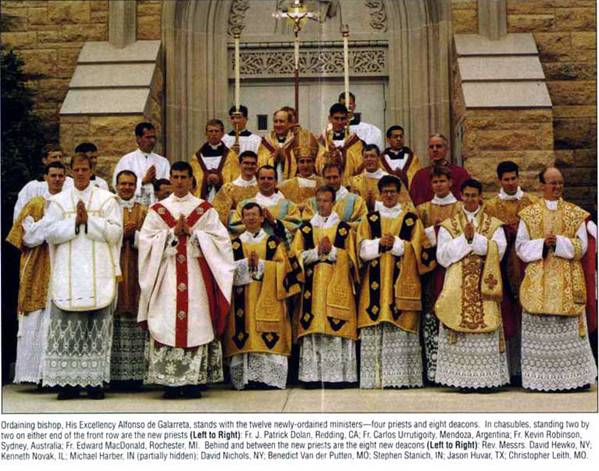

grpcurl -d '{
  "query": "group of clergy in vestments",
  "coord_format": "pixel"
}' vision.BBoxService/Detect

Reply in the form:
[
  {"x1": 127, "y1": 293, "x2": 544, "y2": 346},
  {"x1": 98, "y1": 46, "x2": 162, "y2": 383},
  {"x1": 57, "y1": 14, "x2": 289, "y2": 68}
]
[{"x1": 7, "y1": 98, "x2": 597, "y2": 400}]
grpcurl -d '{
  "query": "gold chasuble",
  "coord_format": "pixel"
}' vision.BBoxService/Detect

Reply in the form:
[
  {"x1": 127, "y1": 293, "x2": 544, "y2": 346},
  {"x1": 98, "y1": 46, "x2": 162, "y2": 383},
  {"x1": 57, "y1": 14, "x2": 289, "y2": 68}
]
[
  {"x1": 211, "y1": 179, "x2": 259, "y2": 226},
  {"x1": 291, "y1": 220, "x2": 359, "y2": 340},
  {"x1": 6, "y1": 196, "x2": 50, "y2": 314},
  {"x1": 224, "y1": 234, "x2": 301, "y2": 358},
  {"x1": 301, "y1": 188, "x2": 367, "y2": 229},
  {"x1": 519, "y1": 200, "x2": 588, "y2": 317},
  {"x1": 416, "y1": 201, "x2": 463, "y2": 229},
  {"x1": 116, "y1": 202, "x2": 147, "y2": 315},
  {"x1": 190, "y1": 144, "x2": 240, "y2": 200},
  {"x1": 380, "y1": 150, "x2": 421, "y2": 209},
  {"x1": 229, "y1": 194, "x2": 302, "y2": 240},
  {"x1": 316, "y1": 132, "x2": 364, "y2": 186},
  {"x1": 356, "y1": 209, "x2": 435, "y2": 332},
  {"x1": 277, "y1": 175, "x2": 323, "y2": 212},
  {"x1": 435, "y1": 211, "x2": 504, "y2": 333},
  {"x1": 258, "y1": 132, "x2": 297, "y2": 180}
]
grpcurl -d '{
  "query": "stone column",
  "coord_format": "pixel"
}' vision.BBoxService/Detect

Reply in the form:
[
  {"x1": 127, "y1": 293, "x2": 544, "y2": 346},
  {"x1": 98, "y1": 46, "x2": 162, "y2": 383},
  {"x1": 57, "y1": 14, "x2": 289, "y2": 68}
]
[
  {"x1": 109, "y1": 0, "x2": 136, "y2": 48},
  {"x1": 478, "y1": 0, "x2": 507, "y2": 40}
]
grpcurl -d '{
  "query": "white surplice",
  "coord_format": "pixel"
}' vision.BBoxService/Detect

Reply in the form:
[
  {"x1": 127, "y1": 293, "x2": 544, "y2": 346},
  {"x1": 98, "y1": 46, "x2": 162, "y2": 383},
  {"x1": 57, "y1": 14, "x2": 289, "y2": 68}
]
[{"x1": 113, "y1": 149, "x2": 170, "y2": 206}]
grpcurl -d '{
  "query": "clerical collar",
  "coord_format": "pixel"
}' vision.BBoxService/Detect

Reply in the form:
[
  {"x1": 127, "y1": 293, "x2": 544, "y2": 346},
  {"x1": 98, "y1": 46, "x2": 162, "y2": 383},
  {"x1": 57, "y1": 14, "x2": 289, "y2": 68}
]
[
  {"x1": 498, "y1": 187, "x2": 523, "y2": 201},
  {"x1": 227, "y1": 129, "x2": 251, "y2": 137},
  {"x1": 310, "y1": 211, "x2": 340, "y2": 228},
  {"x1": 375, "y1": 200, "x2": 402, "y2": 218},
  {"x1": 233, "y1": 176, "x2": 257, "y2": 187},
  {"x1": 544, "y1": 199, "x2": 560, "y2": 210},
  {"x1": 365, "y1": 169, "x2": 386, "y2": 179},
  {"x1": 138, "y1": 148, "x2": 153, "y2": 158},
  {"x1": 200, "y1": 142, "x2": 224, "y2": 156},
  {"x1": 256, "y1": 191, "x2": 283, "y2": 207},
  {"x1": 240, "y1": 228, "x2": 267, "y2": 243},
  {"x1": 276, "y1": 134, "x2": 287, "y2": 144},
  {"x1": 463, "y1": 206, "x2": 481, "y2": 222},
  {"x1": 118, "y1": 197, "x2": 135, "y2": 209},
  {"x1": 432, "y1": 193, "x2": 457, "y2": 205},
  {"x1": 349, "y1": 113, "x2": 361, "y2": 126},
  {"x1": 297, "y1": 176, "x2": 317, "y2": 187},
  {"x1": 332, "y1": 132, "x2": 345, "y2": 141},
  {"x1": 73, "y1": 183, "x2": 93, "y2": 198},
  {"x1": 385, "y1": 148, "x2": 406, "y2": 160},
  {"x1": 171, "y1": 192, "x2": 193, "y2": 203},
  {"x1": 336, "y1": 186, "x2": 349, "y2": 200}
]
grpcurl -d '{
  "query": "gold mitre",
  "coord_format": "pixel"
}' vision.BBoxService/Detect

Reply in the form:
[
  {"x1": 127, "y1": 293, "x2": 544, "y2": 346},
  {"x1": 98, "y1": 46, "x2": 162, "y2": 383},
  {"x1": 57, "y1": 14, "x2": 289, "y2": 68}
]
[{"x1": 294, "y1": 128, "x2": 319, "y2": 159}]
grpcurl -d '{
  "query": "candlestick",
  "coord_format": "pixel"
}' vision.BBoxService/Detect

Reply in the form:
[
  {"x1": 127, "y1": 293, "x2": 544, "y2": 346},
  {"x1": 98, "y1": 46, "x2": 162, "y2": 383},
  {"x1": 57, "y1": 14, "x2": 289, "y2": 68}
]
[{"x1": 234, "y1": 32, "x2": 241, "y2": 112}]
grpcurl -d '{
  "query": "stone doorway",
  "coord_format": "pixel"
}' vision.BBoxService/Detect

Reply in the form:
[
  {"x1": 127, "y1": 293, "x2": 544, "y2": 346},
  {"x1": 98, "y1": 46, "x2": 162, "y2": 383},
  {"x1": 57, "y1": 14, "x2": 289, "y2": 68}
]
[
  {"x1": 162, "y1": 0, "x2": 451, "y2": 162},
  {"x1": 233, "y1": 79, "x2": 387, "y2": 138}
]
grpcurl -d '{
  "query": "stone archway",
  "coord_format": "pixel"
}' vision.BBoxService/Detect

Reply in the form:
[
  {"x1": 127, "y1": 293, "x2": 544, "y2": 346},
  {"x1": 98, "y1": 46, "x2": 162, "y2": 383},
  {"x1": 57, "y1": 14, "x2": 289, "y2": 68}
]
[{"x1": 162, "y1": 0, "x2": 451, "y2": 162}]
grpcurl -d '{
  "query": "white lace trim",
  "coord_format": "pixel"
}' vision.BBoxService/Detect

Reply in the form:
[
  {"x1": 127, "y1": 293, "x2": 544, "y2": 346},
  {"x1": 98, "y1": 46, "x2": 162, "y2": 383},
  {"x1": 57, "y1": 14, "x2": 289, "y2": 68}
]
[
  {"x1": 145, "y1": 339, "x2": 223, "y2": 386},
  {"x1": 14, "y1": 309, "x2": 50, "y2": 384},
  {"x1": 110, "y1": 317, "x2": 148, "y2": 381},
  {"x1": 229, "y1": 353, "x2": 288, "y2": 390},
  {"x1": 43, "y1": 304, "x2": 114, "y2": 387},
  {"x1": 435, "y1": 323, "x2": 509, "y2": 389},
  {"x1": 359, "y1": 323, "x2": 423, "y2": 389},
  {"x1": 521, "y1": 312, "x2": 597, "y2": 391},
  {"x1": 298, "y1": 334, "x2": 357, "y2": 383}
]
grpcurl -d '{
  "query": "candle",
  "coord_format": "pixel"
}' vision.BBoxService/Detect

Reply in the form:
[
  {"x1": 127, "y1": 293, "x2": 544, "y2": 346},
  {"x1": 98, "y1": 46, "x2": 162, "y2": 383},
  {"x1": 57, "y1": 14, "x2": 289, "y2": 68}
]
[
  {"x1": 294, "y1": 35, "x2": 300, "y2": 69},
  {"x1": 343, "y1": 27, "x2": 349, "y2": 106},
  {"x1": 234, "y1": 33, "x2": 240, "y2": 112}
]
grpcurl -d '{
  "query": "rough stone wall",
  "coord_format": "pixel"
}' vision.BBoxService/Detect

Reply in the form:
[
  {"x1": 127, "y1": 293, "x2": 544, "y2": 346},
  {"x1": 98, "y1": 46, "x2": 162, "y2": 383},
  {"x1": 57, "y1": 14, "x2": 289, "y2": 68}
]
[
  {"x1": 1, "y1": 1, "x2": 110, "y2": 141},
  {"x1": 450, "y1": 0, "x2": 597, "y2": 211},
  {"x1": 507, "y1": 0, "x2": 596, "y2": 211},
  {"x1": 451, "y1": 53, "x2": 554, "y2": 198},
  {"x1": 60, "y1": 115, "x2": 143, "y2": 186},
  {"x1": 137, "y1": 0, "x2": 162, "y2": 40}
]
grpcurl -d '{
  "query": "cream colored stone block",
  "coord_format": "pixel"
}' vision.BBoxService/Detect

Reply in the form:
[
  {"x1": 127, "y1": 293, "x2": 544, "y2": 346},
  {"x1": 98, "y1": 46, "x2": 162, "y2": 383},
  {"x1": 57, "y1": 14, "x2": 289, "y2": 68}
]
[
  {"x1": 78, "y1": 40, "x2": 160, "y2": 63},
  {"x1": 70, "y1": 64, "x2": 155, "y2": 88},
  {"x1": 462, "y1": 82, "x2": 552, "y2": 107},
  {"x1": 61, "y1": 89, "x2": 150, "y2": 115},
  {"x1": 454, "y1": 33, "x2": 538, "y2": 55},
  {"x1": 458, "y1": 56, "x2": 545, "y2": 80}
]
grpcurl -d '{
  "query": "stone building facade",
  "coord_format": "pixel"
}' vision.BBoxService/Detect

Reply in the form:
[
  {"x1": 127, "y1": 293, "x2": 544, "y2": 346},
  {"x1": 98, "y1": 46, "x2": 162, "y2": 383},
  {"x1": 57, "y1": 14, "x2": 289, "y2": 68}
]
[{"x1": 1, "y1": 0, "x2": 595, "y2": 210}]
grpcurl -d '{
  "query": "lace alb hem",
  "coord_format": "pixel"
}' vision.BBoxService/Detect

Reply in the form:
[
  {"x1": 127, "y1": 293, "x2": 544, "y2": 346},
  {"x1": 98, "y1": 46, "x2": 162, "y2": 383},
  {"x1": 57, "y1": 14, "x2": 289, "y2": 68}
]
[
  {"x1": 435, "y1": 323, "x2": 509, "y2": 389},
  {"x1": 43, "y1": 304, "x2": 113, "y2": 387},
  {"x1": 521, "y1": 312, "x2": 597, "y2": 391},
  {"x1": 229, "y1": 353, "x2": 288, "y2": 390},
  {"x1": 145, "y1": 339, "x2": 223, "y2": 386},
  {"x1": 360, "y1": 323, "x2": 423, "y2": 389},
  {"x1": 298, "y1": 334, "x2": 357, "y2": 383}
]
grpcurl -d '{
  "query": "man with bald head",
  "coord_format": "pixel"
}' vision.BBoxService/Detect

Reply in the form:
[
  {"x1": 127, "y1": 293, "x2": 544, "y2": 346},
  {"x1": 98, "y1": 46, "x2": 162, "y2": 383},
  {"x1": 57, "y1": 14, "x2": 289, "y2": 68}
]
[
  {"x1": 516, "y1": 167, "x2": 597, "y2": 391},
  {"x1": 409, "y1": 134, "x2": 470, "y2": 206}
]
